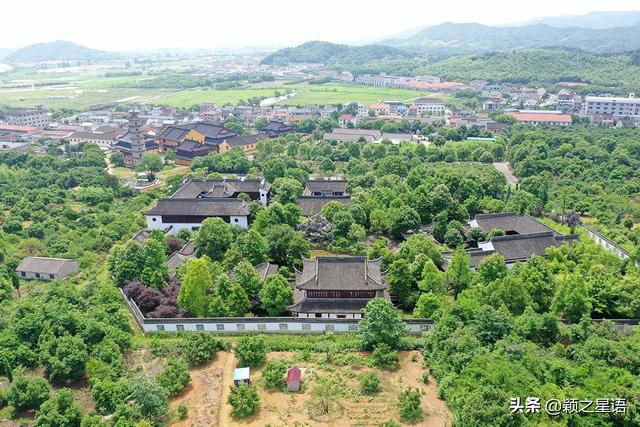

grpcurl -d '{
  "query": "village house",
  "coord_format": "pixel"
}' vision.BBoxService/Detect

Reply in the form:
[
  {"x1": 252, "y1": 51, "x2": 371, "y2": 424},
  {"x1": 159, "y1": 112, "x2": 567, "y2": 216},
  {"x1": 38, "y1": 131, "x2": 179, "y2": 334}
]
[
  {"x1": 338, "y1": 114, "x2": 357, "y2": 128},
  {"x1": 16, "y1": 257, "x2": 80, "y2": 280},
  {"x1": 368, "y1": 102, "x2": 392, "y2": 116},
  {"x1": 507, "y1": 110, "x2": 572, "y2": 126},
  {"x1": 68, "y1": 125, "x2": 124, "y2": 151},
  {"x1": 288, "y1": 256, "x2": 389, "y2": 319},
  {"x1": 412, "y1": 98, "x2": 445, "y2": 115},
  {"x1": 262, "y1": 120, "x2": 293, "y2": 137},
  {"x1": 323, "y1": 128, "x2": 381, "y2": 143}
]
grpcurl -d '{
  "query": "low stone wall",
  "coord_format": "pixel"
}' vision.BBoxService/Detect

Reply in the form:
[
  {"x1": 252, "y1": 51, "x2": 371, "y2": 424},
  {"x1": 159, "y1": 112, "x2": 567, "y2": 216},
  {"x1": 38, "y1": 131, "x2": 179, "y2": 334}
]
[{"x1": 120, "y1": 289, "x2": 434, "y2": 335}]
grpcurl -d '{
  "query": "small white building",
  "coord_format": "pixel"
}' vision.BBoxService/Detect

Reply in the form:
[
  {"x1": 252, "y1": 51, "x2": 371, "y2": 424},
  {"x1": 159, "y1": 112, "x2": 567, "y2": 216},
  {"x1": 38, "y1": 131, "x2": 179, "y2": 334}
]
[{"x1": 16, "y1": 257, "x2": 79, "y2": 280}]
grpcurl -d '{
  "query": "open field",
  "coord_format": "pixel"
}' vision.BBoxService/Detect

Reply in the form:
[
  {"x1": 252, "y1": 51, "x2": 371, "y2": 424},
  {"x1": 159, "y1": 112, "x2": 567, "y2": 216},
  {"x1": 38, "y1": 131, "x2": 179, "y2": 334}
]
[
  {"x1": 170, "y1": 351, "x2": 452, "y2": 427},
  {"x1": 1, "y1": 63, "x2": 439, "y2": 109}
]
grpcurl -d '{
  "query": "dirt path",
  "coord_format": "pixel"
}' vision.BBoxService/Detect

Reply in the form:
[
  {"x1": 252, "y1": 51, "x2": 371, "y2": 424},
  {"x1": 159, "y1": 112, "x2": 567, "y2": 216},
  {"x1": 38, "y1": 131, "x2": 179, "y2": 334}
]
[
  {"x1": 493, "y1": 162, "x2": 519, "y2": 185},
  {"x1": 170, "y1": 352, "x2": 234, "y2": 427}
]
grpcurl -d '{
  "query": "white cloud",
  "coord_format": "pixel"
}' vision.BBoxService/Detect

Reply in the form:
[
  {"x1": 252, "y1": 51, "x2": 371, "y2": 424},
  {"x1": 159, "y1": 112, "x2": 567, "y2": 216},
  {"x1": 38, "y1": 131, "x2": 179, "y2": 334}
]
[{"x1": 3, "y1": 0, "x2": 639, "y2": 50}]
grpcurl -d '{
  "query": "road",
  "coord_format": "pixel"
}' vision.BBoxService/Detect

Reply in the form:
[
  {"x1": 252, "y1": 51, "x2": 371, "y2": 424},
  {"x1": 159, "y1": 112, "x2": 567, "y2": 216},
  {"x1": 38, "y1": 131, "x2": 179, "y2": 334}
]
[{"x1": 493, "y1": 162, "x2": 519, "y2": 185}]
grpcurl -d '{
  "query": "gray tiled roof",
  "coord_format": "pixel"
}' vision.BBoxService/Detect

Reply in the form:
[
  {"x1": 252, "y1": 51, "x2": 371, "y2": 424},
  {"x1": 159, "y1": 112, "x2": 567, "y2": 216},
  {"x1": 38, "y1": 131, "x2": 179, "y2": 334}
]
[
  {"x1": 470, "y1": 212, "x2": 554, "y2": 235},
  {"x1": 16, "y1": 257, "x2": 79, "y2": 275},
  {"x1": 442, "y1": 232, "x2": 579, "y2": 269},
  {"x1": 295, "y1": 256, "x2": 386, "y2": 291},
  {"x1": 225, "y1": 133, "x2": 268, "y2": 147},
  {"x1": 303, "y1": 180, "x2": 348, "y2": 196},
  {"x1": 172, "y1": 178, "x2": 271, "y2": 199},
  {"x1": 145, "y1": 198, "x2": 250, "y2": 216},
  {"x1": 255, "y1": 262, "x2": 280, "y2": 281},
  {"x1": 298, "y1": 195, "x2": 351, "y2": 216}
]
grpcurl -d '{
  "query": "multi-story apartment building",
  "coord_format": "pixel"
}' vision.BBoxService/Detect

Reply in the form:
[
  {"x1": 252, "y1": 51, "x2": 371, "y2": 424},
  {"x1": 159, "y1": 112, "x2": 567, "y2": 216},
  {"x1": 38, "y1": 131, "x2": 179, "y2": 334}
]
[
  {"x1": 5, "y1": 107, "x2": 48, "y2": 128},
  {"x1": 584, "y1": 93, "x2": 640, "y2": 119},
  {"x1": 413, "y1": 98, "x2": 445, "y2": 115}
]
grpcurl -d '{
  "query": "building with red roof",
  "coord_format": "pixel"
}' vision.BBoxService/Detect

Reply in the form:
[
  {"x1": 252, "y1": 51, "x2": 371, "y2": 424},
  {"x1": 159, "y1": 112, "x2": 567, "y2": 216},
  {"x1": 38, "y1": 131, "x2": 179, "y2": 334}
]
[{"x1": 508, "y1": 110, "x2": 572, "y2": 126}]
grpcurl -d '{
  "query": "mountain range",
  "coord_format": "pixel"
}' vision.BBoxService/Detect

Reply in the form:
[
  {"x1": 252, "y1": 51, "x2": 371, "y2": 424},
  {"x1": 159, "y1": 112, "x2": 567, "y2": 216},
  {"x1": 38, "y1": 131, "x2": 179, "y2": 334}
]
[
  {"x1": 382, "y1": 22, "x2": 640, "y2": 54},
  {"x1": 3, "y1": 40, "x2": 119, "y2": 63}
]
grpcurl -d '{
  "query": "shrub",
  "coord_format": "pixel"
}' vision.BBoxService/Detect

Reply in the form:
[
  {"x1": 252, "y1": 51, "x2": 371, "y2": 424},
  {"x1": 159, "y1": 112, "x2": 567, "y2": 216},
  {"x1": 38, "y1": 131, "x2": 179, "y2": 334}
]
[
  {"x1": 34, "y1": 388, "x2": 82, "y2": 427},
  {"x1": 262, "y1": 360, "x2": 287, "y2": 390},
  {"x1": 177, "y1": 404, "x2": 188, "y2": 420},
  {"x1": 397, "y1": 388, "x2": 423, "y2": 421},
  {"x1": 235, "y1": 336, "x2": 266, "y2": 367},
  {"x1": 227, "y1": 384, "x2": 260, "y2": 418},
  {"x1": 156, "y1": 357, "x2": 191, "y2": 396},
  {"x1": 7, "y1": 375, "x2": 50, "y2": 410},
  {"x1": 371, "y1": 343, "x2": 399, "y2": 369},
  {"x1": 422, "y1": 372, "x2": 430, "y2": 384},
  {"x1": 359, "y1": 372, "x2": 381, "y2": 395},
  {"x1": 179, "y1": 334, "x2": 226, "y2": 366}
]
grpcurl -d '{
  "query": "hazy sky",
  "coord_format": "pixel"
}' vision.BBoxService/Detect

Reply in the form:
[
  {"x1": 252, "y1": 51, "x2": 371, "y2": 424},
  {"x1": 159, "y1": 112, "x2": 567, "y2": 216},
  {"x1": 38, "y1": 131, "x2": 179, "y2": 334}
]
[{"x1": 3, "y1": 0, "x2": 639, "y2": 51}]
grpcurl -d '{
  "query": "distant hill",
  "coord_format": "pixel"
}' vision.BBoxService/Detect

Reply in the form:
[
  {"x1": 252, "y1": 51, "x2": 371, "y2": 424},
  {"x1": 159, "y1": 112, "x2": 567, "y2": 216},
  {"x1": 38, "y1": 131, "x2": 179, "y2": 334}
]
[
  {"x1": 383, "y1": 22, "x2": 640, "y2": 54},
  {"x1": 261, "y1": 41, "x2": 412, "y2": 66},
  {"x1": 416, "y1": 48, "x2": 640, "y2": 89},
  {"x1": 5, "y1": 40, "x2": 119, "y2": 63},
  {"x1": 519, "y1": 10, "x2": 640, "y2": 29},
  {"x1": 0, "y1": 48, "x2": 16, "y2": 61}
]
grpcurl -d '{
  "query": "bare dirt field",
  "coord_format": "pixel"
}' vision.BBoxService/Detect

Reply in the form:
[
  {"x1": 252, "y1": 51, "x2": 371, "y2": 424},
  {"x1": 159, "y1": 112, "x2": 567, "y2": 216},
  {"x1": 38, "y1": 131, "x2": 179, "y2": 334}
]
[{"x1": 169, "y1": 351, "x2": 452, "y2": 427}]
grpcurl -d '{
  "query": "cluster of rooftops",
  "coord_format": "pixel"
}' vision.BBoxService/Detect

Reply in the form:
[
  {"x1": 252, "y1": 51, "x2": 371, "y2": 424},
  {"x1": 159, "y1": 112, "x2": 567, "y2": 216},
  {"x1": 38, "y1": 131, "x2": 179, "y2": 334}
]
[{"x1": 138, "y1": 177, "x2": 581, "y2": 317}]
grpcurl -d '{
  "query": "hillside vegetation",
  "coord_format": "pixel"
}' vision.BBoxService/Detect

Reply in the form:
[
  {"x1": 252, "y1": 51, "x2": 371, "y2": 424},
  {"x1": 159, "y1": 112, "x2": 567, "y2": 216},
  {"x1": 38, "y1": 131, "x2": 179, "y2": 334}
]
[
  {"x1": 261, "y1": 41, "x2": 413, "y2": 66},
  {"x1": 417, "y1": 49, "x2": 640, "y2": 90},
  {"x1": 384, "y1": 22, "x2": 640, "y2": 54},
  {"x1": 5, "y1": 40, "x2": 120, "y2": 63}
]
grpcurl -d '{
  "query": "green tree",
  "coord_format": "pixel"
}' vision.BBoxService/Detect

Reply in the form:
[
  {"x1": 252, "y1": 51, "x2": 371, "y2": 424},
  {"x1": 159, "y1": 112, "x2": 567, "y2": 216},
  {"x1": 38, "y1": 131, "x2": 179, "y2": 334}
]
[
  {"x1": 164, "y1": 149, "x2": 176, "y2": 163},
  {"x1": 177, "y1": 258, "x2": 213, "y2": 317},
  {"x1": 227, "y1": 384, "x2": 260, "y2": 418},
  {"x1": 259, "y1": 274, "x2": 293, "y2": 316},
  {"x1": 476, "y1": 253, "x2": 508, "y2": 284},
  {"x1": 128, "y1": 376, "x2": 169, "y2": 420},
  {"x1": 265, "y1": 225, "x2": 309, "y2": 267},
  {"x1": 446, "y1": 248, "x2": 472, "y2": 296},
  {"x1": 140, "y1": 238, "x2": 168, "y2": 289},
  {"x1": 413, "y1": 292, "x2": 449, "y2": 319},
  {"x1": 40, "y1": 333, "x2": 88, "y2": 383},
  {"x1": 226, "y1": 283, "x2": 252, "y2": 317},
  {"x1": 179, "y1": 334, "x2": 226, "y2": 366},
  {"x1": 390, "y1": 206, "x2": 421, "y2": 238},
  {"x1": 233, "y1": 229, "x2": 269, "y2": 265},
  {"x1": 397, "y1": 388, "x2": 423, "y2": 421},
  {"x1": 135, "y1": 153, "x2": 164, "y2": 176},
  {"x1": 371, "y1": 343, "x2": 399, "y2": 369},
  {"x1": 34, "y1": 388, "x2": 82, "y2": 427},
  {"x1": 235, "y1": 336, "x2": 266, "y2": 367},
  {"x1": 272, "y1": 177, "x2": 303, "y2": 204},
  {"x1": 232, "y1": 260, "x2": 262, "y2": 299},
  {"x1": 359, "y1": 298, "x2": 406, "y2": 350},
  {"x1": 552, "y1": 272, "x2": 592, "y2": 322},
  {"x1": 156, "y1": 357, "x2": 191, "y2": 396},
  {"x1": 7, "y1": 374, "x2": 50, "y2": 410},
  {"x1": 195, "y1": 217, "x2": 234, "y2": 261},
  {"x1": 109, "y1": 151, "x2": 125, "y2": 167},
  {"x1": 262, "y1": 359, "x2": 287, "y2": 390},
  {"x1": 418, "y1": 258, "x2": 446, "y2": 294},
  {"x1": 359, "y1": 372, "x2": 381, "y2": 395}
]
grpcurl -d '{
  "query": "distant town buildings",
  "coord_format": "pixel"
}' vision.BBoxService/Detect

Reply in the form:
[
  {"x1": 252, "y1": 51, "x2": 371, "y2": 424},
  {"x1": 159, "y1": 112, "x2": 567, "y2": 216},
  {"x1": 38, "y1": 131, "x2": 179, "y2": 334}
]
[
  {"x1": 584, "y1": 93, "x2": 640, "y2": 119},
  {"x1": 5, "y1": 107, "x2": 48, "y2": 128},
  {"x1": 507, "y1": 110, "x2": 572, "y2": 126}
]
